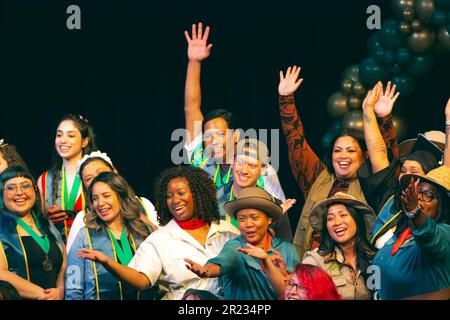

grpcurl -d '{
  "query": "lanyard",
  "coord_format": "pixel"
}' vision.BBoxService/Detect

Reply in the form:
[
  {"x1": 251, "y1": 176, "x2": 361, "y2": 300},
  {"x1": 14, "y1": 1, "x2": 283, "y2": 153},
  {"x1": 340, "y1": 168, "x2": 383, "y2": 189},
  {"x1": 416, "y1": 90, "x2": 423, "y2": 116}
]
[
  {"x1": 107, "y1": 226, "x2": 134, "y2": 266},
  {"x1": 15, "y1": 213, "x2": 50, "y2": 255},
  {"x1": 62, "y1": 165, "x2": 82, "y2": 211},
  {"x1": 227, "y1": 187, "x2": 239, "y2": 228},
  {"x1": 214, "y1": 164, "x2": 232, "y2": 189}
]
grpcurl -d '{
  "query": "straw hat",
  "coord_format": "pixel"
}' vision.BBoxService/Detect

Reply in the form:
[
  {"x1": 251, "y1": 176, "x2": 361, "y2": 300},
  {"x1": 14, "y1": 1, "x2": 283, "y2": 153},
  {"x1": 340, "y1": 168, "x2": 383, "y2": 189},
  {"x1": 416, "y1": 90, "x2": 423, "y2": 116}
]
[
  {"x1": 399, "y1": 131, "x2": 445, "y2": 159},
  {"x1": 309, "y1": 192, "x2": 377, "y2": 239},
  {"x1": 224, "y1": 187, "x2": 283, "y2": 222},
  {"x1": 400, "y1": 165, "x2": 450, "y2": 193}
]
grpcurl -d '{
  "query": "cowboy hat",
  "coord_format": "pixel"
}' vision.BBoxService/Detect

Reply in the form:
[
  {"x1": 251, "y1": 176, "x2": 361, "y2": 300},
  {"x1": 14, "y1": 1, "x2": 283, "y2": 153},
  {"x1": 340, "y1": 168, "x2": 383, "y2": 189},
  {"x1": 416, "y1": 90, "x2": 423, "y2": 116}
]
[
  {"x1": 224, "y1": 187, "x2": 282, "y2": 222},
  {"x1": 309, "y1": 192, "x2": 377, "y2": 240},
  {"x1": 399, "y1": 131, "x2": 445, "y2": 159}
]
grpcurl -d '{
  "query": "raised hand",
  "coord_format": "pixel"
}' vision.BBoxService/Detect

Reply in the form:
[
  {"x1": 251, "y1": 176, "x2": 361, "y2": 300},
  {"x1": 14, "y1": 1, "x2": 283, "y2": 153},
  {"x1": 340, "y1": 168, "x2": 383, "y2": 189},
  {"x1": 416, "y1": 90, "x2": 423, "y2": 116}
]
[
  {"x1": 268, "y1": 248, "x2": 289, "y2": 277},
  {"x1": 445, "y1": 98, "x2": 450, "y2": 119},
  {"x1": 47, "y1": 204, "x2": 68, "y2": 224},
  {"x1": 401, "y1": 178, "x2": 420, "y2": 213},
  {"x1": 373, "y1": 81, "x2": 400, "y2": 117},
  {"x1": 184, "y1": 22, "x2": 213, "y2": 62},
  {"x1": 280, "y1": 199, "x2": 296, "y2": 214},
  {"x1": 184, "y1": 258, "x2": 208, "y2": 278},
  {"x1": 278, "y1": 65, "x2": 303, "y2": 96},
  {"x1": 362, "y1": 81, "x2": 382, "y2": 111},
  {"x1": 77, "y1": 248, "x2": 109, "y2": 264},
  {"x1": 237, "y1": 242, "x2": 269, "y2": 260}
]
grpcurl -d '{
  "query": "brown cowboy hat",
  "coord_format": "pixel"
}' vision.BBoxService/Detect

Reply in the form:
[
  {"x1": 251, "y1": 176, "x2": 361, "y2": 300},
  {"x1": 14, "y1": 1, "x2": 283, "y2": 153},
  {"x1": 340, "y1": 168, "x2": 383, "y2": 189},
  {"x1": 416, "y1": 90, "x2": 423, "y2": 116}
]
[
  {"x1": 224, "y1": 187, "x2": 283, "y2": 222},
  {"x1": 309, "y1": 192, "x2": 377, "y2": 240}
]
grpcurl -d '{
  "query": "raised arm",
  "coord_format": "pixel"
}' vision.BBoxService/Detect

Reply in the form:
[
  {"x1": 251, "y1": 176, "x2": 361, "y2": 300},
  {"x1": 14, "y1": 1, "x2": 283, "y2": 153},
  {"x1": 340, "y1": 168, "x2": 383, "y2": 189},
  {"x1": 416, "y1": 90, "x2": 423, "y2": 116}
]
[
  {"x1": 278, "y1": 66, "x2": 325, "y2": 197},
  {"x1": 445, "y1": 98, "x2": 450, "y2": 167},
  {"x1": 77, "y1": 248, "x2": 151, "y2": 291},
  {"x1": 184, "y1": 22, "x2": 213, "y2": 145},
  {"x1": 362, "y1": 81, "x2": 399, "y2": 173}
]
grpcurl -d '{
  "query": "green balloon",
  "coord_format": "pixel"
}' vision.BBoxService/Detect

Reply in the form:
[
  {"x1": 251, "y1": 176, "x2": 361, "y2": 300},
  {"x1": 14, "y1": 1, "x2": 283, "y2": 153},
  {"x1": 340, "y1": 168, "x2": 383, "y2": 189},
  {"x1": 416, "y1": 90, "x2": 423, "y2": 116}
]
[
  {"x1": 406, "y1": 55, "x2": 433, "y2": 75},
  {"x1": 380, "y1": 19, "x2": 404, "y2": 49},
  {"x1": 407, "y1": 29, "x2": 436, "y2": 53},
  {"x1": 414, "y1": 0, "x2": 435, "y2": 24},
  {"x1": 389, "y1": 63, "x2": 404, "y2": 75},
  {"x1": 399, "y1": 22, "x2": 412, "y2": 36},
  {"x1": 437, "y1": 26, "x2": 450, "y2": 51},
  {"x1": 342, "y1": 65, "x2": 360, "y2": 82},
  {"x1": 396, "y1": 47, "x2": 413, "y2": 64},
  {"x1": 352, "y1": 82, "x2": 366, "y2": 97},
  {"x1": 432, "y1": 10, "x2": 448, "y2": 26},
  {"x1": 373, "y1": 47, "x2": 385, "y2": 64},
  {"x1": 347, "y1": 96, "x2": 362, "y2": 110},
  {"x1": 341, "y1": 79, "x2": 353, "y2": 95},
  {"x1": 359, "y1": 57, "x2": 389, "y2": 87},
  {"x1": 392, "y1": 0, "x2": 414, "y2": 19},
  {"x1": 411, "y1": 19, "x2": 423, "y2": 32},
  {"x1": 321, "y1": 133, "x2": 334, "y2": 149},
  {"x1": 368, "y1": 33, "x2": 383, "y2": 54},
  {"x1": 327, "y1": 92, "x2": 349, "y2": 118},
  {"x1": 342, "y1": 111, "x2": 364, "y2": 130},
  {"x1": 434, "y1": 0, "x2": 450, "y2": 10},
  {"x1": 391, "y1": 74, "x2": 415, "y2": 96}
]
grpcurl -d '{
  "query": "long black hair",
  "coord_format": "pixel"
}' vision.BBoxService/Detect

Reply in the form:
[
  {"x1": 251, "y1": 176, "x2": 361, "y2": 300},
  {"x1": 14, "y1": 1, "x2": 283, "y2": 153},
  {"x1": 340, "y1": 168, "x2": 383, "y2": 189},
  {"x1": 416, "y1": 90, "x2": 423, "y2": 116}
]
[{"x1": 318, "y1": 203, "x2": 376, "y2": 281}]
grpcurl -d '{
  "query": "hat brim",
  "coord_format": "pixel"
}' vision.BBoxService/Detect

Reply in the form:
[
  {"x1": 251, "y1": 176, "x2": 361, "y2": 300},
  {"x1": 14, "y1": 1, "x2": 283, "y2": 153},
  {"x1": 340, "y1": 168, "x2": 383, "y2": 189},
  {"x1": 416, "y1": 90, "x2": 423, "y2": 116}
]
[
  {"x1": 399, "y1": 136, "x2": 445, "y2": 160},
  {"x1": 309, "y1": 198, "x2": 376, "y2": 239},
  {"x1": 400, "y1": 173, "x2": 448, "y2": 192},
  {"x1": 224, "y1": 196, "x2": 283, "y2": 223}
]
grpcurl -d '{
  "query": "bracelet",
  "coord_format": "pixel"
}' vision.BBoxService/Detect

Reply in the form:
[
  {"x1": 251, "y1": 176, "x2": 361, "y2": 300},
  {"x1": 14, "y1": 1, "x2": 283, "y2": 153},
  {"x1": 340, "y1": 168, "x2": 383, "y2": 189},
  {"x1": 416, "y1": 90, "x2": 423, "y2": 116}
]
[
  {"x1": 405, "y1": 205, "x2": 421, "y2": 219},
  {"x1": 446, "y1": 120, "x2": 450, "y2": 126}
]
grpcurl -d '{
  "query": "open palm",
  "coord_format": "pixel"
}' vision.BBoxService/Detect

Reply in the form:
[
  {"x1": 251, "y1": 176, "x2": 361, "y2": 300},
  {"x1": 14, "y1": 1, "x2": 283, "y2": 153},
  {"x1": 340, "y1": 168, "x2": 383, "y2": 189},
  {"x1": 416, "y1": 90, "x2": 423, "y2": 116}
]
[
  {"x1": 237, "y1": 243, "x2": 268, "y2": 260},
  {"x1": 373, "y1": 81, "x2": 400, "y2": 117},
  {"x1": 77, "y1": 248, "x2": 109, "y2": 264},
  {"x1": 184, "y1": 22, "x2": 213, "y2": 62},
  {"x1": 278, "y1": 65, "x2": 303, "y2": 96}
]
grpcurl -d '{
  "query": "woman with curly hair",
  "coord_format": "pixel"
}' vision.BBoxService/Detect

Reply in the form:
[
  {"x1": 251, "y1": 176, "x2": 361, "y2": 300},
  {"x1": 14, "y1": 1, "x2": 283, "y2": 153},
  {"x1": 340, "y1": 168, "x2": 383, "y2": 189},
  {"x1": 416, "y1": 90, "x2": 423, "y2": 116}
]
[
  {"x1": 0, "y1": 139, "x2": 29, "y2": 174},
  {"x1": 37, "y1": 114, "x2": 97, "y2": 242},
  {"x1": 76, "y1": 165, "x2": 239, "y2": 300},
  {"x1": 66, "y1": 171, "x2": 155, "y2": 300}
]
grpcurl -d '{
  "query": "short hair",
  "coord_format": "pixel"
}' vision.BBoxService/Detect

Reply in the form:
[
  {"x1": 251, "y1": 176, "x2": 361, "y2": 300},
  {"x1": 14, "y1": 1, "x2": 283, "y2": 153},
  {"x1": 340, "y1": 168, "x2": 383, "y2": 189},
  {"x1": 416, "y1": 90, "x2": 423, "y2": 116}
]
[
  {"x1": 236, "y1": 138, "x2": 269, "y2": 165},
  {"x1": 203, "y1": 109, "x2": 234, "y2": 129},
  {"x1": 153, "y1": 165, "x2": 220, "y2": 226},
  {"x1": 0, "y1": 144, "x2": 29, "y2": 172}
]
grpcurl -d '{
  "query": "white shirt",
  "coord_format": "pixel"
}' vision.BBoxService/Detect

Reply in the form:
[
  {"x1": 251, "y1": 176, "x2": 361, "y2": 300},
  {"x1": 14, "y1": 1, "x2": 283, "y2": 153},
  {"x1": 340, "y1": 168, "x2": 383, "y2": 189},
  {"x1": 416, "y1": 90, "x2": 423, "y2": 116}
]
[
  {"x1": 184, "y1": 134, "x2": 286, "y2": 201},
  {"x1": 66, "y1": 196, "x2": 158, "y2": 253},
  {"x1": 128, "y1": 219, "x2": 240, "y2": 300}
]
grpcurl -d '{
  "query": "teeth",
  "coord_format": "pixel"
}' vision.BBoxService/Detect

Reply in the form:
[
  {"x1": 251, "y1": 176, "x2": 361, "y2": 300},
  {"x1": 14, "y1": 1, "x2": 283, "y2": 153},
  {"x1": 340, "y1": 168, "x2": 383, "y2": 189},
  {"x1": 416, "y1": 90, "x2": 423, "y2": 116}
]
[
  {"x1": 339, "y1": 162, "x2": 350, "y2": 166},
  {"x1": 335, "y1": 228, "x2": 346, "y2": 233}
]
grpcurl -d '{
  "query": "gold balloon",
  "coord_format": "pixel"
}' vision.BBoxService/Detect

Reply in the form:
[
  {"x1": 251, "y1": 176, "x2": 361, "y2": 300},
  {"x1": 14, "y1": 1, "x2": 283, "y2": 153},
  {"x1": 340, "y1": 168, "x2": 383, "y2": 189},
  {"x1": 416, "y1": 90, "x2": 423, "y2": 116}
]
[
  {"x1": 399, "y1": 22, "x2": 412, "y2": 35},
  {"x1": 437, "y1": 26, "x2": 450, "y2": 52},
  {"x1": 407, "y1": 28, "x2": 436, "y2": 53},
  {"x1": 392, "y1": 116, "x2": 407, "y2": 139},
  {"x1": 392, "y1": 0, "x2": 414, "y2": 19},
  {"x1": 348, "y1": 96, "x2": 362, "y2": 110},
  {"x1": 341, "y1": 79, "x2": 353, "y2": 95},
  {"x1": 411, "y1": 19, "x2": 423, "y2": 32},
  {"x1": 342, "y1": 111, "x2": 364, "y2": 130},
  {"x1": 414, "y1": 0, "x2": 435, "y2": 24},
  {"x1": 352, "y1": 82, "x2": 366, "y2": 97},
  {"x1": 327, "y1": 92, "x2": 349, "y2": 118}
]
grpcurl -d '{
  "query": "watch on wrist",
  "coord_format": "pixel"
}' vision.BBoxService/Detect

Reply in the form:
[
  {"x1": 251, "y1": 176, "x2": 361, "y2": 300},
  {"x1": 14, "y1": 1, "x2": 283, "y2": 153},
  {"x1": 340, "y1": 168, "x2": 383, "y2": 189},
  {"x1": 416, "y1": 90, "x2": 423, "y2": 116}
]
[{"x1": 405, "y1": 206, "x2": 421, "y2": 219}]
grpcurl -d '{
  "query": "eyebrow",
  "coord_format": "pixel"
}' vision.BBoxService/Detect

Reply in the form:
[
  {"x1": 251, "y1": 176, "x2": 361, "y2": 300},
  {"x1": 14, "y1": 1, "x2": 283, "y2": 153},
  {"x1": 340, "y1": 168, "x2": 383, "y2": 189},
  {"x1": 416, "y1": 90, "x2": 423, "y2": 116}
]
[{"x1": 57, "y1": 130, "x2": 77, "y2": 133}]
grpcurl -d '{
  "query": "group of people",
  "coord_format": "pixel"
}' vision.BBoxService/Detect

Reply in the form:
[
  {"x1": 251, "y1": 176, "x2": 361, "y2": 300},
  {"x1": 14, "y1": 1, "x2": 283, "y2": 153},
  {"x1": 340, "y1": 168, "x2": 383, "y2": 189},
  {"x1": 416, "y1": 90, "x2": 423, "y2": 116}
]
[{"x1": 0, "y1": 23, "x2": 449, "y2": 301}]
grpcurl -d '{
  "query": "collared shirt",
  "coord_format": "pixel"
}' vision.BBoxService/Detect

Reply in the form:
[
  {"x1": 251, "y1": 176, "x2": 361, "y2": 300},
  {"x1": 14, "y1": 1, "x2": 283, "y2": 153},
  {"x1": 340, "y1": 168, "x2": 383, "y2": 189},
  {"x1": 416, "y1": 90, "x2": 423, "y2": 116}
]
[
  {"x1": 302, "y1": 248, "x2": 372, "y2": 300},
  {"x1": 128, "y1": 219, "x2": 239, "y2": 300},
  {"x1": 207, "y1": 235, "x2": 300, "y2": 300},
  {"x1": 373, "y1": 217, "x2": 450, "y2": 300}
]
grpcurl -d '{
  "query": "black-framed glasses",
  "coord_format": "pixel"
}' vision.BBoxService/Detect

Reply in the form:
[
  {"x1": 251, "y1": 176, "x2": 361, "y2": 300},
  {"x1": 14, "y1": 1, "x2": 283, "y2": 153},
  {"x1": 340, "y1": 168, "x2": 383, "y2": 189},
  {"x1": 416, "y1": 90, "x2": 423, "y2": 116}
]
[
  {"x1": 3, "y1": 183, "x2": 34, "y2": 195},
  {"x1": 417, "y1": 190, "x2": 439, "y2": 202}
]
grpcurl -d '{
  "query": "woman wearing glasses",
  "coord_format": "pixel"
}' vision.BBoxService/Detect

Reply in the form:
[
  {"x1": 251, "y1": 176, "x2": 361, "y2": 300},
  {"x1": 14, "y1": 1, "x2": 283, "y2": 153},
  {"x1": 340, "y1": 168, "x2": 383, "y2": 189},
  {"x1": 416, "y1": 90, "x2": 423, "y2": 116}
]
[{"x1": 0, "y1": 166, "x2": 66, "y2": 300}]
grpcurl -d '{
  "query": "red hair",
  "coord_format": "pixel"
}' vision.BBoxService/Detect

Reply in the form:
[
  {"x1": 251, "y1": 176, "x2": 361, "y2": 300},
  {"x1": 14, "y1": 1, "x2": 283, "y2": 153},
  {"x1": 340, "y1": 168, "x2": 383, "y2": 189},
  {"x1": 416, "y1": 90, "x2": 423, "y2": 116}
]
[{"x1": 282, "y1": 264, "x2": 342, "y2": 300}]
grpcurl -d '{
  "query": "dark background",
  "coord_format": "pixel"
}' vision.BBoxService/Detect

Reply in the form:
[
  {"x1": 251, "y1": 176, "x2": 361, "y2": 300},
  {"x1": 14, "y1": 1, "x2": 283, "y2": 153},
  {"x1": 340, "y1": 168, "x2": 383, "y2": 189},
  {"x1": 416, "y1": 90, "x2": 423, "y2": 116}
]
[{"x1": 1, "y1": 0, "x2": 448, "y2": 231}]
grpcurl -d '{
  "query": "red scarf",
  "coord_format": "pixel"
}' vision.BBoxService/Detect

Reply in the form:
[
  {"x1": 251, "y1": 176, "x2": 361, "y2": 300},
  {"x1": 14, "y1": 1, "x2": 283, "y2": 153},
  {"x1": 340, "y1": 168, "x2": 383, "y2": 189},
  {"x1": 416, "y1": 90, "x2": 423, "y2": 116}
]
[
  {"x1": 174, "y1": 218, "x2": 206, "y2": 230},
  {"x1": 391, "y1": 227, "x2": 413, "y2": 255}
]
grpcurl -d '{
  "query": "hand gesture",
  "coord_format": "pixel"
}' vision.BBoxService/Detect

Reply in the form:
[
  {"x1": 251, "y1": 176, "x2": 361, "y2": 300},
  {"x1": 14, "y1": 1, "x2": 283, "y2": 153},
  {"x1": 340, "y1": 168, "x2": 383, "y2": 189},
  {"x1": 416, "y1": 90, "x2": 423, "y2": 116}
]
[
  {"x1": 39, "y1": 288, "x2": 63, "y2": 300},
  {"x1": 362, "y1": 81, "x2": 382, "y2": 111},
  {"x1": 184, "y1": 22, "x2": 213, "y2": 62},
  {"x1": 237, "y1": 242, "x2": 269, "y2": 260},
  {"x1": 184, "y1": 258, "x2": 208, "y2": 278},
  {"x1": 280, "y1": 199, "x2": 296, "y2": 214},
  {"x1": 445, "y1": 98, "x2": 450, "y2": 119},
  {"x1": 401, "y1": 178, "x2": 419, "y2": 213},
  {"x1": 373, "y1": 81, "x2": 400, "y2": 117},
  {"x1": 278, "y1": 65, "x2": 303, "y2": 96},
  {"x1": 268, "y1": 248, "x2": 289, "y2": 277},
  {"x1": 47, "y1": 205, "x2": 68, "y2": 224},
  {"x1": 77, "y1": 248, "x2": 109, "y2": 264}
]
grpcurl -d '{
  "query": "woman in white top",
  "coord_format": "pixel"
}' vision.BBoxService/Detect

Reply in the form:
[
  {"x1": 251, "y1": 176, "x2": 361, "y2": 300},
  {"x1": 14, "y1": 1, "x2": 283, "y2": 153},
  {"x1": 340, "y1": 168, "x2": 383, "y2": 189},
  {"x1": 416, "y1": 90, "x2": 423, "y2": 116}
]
[{"x1": 77, "y1": 165, "x2": 239, "y2": 299}]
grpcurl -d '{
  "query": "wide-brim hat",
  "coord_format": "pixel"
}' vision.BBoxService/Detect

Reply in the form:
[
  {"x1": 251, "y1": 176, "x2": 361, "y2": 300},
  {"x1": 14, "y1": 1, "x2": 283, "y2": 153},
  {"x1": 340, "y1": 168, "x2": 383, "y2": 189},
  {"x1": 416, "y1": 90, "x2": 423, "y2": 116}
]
[
  {"x1": 399, "y1": 131, "x2": 445, "y2": 160},
  {"x1": 309, "y1": 192, "x2": 377, "y2": 239},
  {"x1": 224, "y1": 187, "x2": 283, "y2": 222},
  {"x1": 400, "y1": 165, "x2": 450, "y2": 193}
]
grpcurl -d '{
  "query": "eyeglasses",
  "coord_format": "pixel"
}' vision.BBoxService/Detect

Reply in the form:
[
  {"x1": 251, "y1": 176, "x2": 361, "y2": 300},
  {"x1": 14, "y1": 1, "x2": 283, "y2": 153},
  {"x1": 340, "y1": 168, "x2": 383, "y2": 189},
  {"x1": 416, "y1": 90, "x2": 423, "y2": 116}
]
[
  {"x1": 285, "y1": 279, "x2": 305, "y2": 291},
  {"x1": 417, "y1": 190, "x2": 439, "y2": 202},
  {"x1": 3, "y1": 183, "x2": 34, "y2": 195}
]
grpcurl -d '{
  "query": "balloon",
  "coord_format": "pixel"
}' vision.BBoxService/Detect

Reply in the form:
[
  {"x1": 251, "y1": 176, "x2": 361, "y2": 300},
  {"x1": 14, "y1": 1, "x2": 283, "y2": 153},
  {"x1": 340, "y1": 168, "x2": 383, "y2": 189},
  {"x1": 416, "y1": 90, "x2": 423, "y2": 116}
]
[
  {"x1": 342, "y1": 111, "x2": 364, "y2": 130},
  {"x1": 352, "y1": 82, "x2": 366, "y2": 97},
  {"x1": 399, "y1": 22, "x2": 412, "y2": 36},
  {"x1": 392, "y1": 0, "x2": 414, "y2": 19},
  {"x1": 373, "y1": 47, "x2": 386, "y2": 63},
  {"x1": 342, "y1": 65, "x2": 360, "y2": 82},
  {"x1": 432, "y1": 10, "x2": 448, "y2": 26},
  {"x1": 402, "y1": 8, "x2": 416, "y2": 22},
  {"x1": 381, "y1": 49, "x2": 396, "y2": 66},
  {"x1": 341, "y1": 79, "x2": 353, "y2": 95},
  {"x1": 331, "y1": 121, "x2": 343, "y2": 134},
  {"x1": 396, "y1": 47, "x2": 413, "y2": 64},
  {"x1": 379, "y1": 19, "x2": 404, "y2": 49},
  {"x1": 411, "y1": 19, "x2": 423, "y2": 32},
  {"x1": 359, "y1": 57, "x2": 389, "y2": 87},
  {"x1": 391, "y1": 74, "x2": 415, "y2": 96},
  {"x1": 414, "y1": 0, "x2": 435, "y2": 24},
  {"x1": 436, "y1": 25, "x2": 450, "y2": 51},
  {"x1": 392, "y1": 116, "x2": 407, "y2": 139},
  {"x1": 368, "y1": 33, "x2": 383, "y2": 54},
  {"x1": 434, "y1": 0, "x2": 450, "y2": 10},
  {"x1": 327, "y1": 92, "x2": 349, "y2": 118},
  {"x1": 348, "y1": 96, "x2": 362, "y2": 110},
  {"x1": 407, "y1": 28, "x2": 436, "y2": 53},
  {"x1": 389, "y1": 63, "x2": 404, "y2": 75},
  {"x1": 406, "y1": 55, "x2": 433, "y2": 75},
  {"x1": 321, "y1": 133, "x2": 334, "y2": 150}
]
